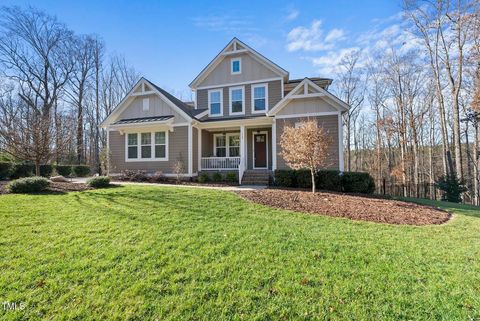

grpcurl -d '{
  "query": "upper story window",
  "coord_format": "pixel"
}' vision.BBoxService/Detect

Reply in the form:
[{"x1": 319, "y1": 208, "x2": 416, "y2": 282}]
[
  {"x1": 208, "y1": 89, "x2": 223, "y2": 116},
  {"x1": 229, "y1": 86, "x2": 244, "y2": 115},
  {"x1": 231, "y1": 58, "x2": 241, "y2": 74},
  {"x1": 126, "y1": 131, "x2": 168, "y2": 161},
  {"x1": 252, "y1": 83, "x2": 268, "y2": 113}
]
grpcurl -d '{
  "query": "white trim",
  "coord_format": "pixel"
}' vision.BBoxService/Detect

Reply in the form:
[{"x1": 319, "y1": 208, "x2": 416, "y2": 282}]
[
  {"x1": 252, "y1": 130, "x2": 269, "y2": 169},
  {"x1": 196, "y1": 77, "x2": 282, "y2": 90},
  {"x1": 125, "y1": 131, "x2": 169, "y2": 162},
  {"x1": 281, "y1": 78, "x2": 284, "y2": 98},
  {"x1": 188, "y1": 125, "x2": 193, "y2": 175},
  {"x1": 196, "y1": 110, "x2": 208, "y2": 119},
  {"x1": 251, "y1": 83, "x2": 269, "y2": 114},
  {"x1": 272, "y1": 120, "x2": 277, "y2": 171},
  {"x1": 207, "y1": 88, "x2": 223, "y2": 117},
  {"x1": 231, "y1": 57, "x2": 241, "y2": 75},
  {"x1": 221, "y1": 49, "x2": 248, "y2": 56},
  {"x1": 240, "y1": 125, "x2": 246, "y2": 172},
  {"x1": 109, "y1": 118, "x2": 174, "y2": 130},
  {"x1": 172, "y1": 122, "x2": 190, "y2": 127},
  {"x1": 198, "y1": 128, "x2": 202, "y2": 171},
  {"x1": 106, "y1": 128, "x2": 110, "y2": 175},
  {"x1": 289, "y1": 93, "x2": 325, "y2": 99},
  {"x1": 275, "y1": 111, "x2": 339, "y2": 119},
  {"x1": 196, "y1": 116, "x2": 273, "y2": 129},
  {"x1": 132, "y1": 91, "x2": 156, "y2": 97},
  {"x1": 213, "y1": 132, "x2": 240, "y2": 157},
  {"x1": 229, "y1": 86, "x2": 245, "y2": 116},
  {"x1": 338, "y1": 113, "x2": 344, "y2": 172}
]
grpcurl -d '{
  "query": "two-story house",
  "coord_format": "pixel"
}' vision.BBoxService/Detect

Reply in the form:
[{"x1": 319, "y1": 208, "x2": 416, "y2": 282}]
[{"x1": 100, "y1": 38, "x2": 349, "y2": 184}]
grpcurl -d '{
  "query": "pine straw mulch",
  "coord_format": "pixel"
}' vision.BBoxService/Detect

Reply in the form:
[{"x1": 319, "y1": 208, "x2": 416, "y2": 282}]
[
  {"x1": 0, "y1": 181, "x2": 91, "y2": 195},
  {"x1": 237, "y1": 189, "x2": 451, "y2": 225}
]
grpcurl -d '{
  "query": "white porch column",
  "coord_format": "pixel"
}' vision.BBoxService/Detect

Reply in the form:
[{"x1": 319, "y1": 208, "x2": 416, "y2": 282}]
[
  {"x1": 240, "y1": 125, "x2": 246, "y2": 166},
  {"x1": 272, "y1": 119, "x2": 277, "y2": 171},
  {"x1": 198, "y1": 128, "x2": 202, "y2": 172},
  {"x1": 106, "y1": 127, "x2": 110, "y2": 175},
  {"x1": 188, "y1": 124, "x2": 193, "y2": 176}
]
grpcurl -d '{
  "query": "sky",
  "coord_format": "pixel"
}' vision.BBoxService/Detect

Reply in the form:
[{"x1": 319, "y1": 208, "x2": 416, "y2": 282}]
[{"x1": 2, "y1": 0, "x2": 407, "y2": 99}]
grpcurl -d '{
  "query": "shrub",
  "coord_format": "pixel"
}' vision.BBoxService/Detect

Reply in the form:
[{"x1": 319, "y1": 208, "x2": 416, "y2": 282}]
[
  {"x1": 274, "y1": 170, "x2": 296, "y2": 187},
  {"x1": 296, "y1": 169, "x2": 312, "y2": 188},
  {"x1": 55, "y1": 165, "x2": 72, "y2": 177},
  {"x1": 436, "y1": 174, "x2": 467, "y2": 203},
  {"x1": 0, "y1": 162, "x2": 12, "y2": 180},
  {"x1": 225, "y1": 172, "x2": 237, "y2": 184},
  {"x1": 149, "y1": 171, "x2": 164, "y2": 183},
  {"x1": 120, "y1": 170, "x2": 148, "y2": 182},
  {"x1": 87, "y1": 176, "x2": 110, "y2": 188},
  {"x1": 72, "y1": 165, "x2": 91, "y2": 177},
  {"x1": 9, "y1": 163, "x2": 34, "y2": 179},
  {"x1": 212, "y1": 172, "x2": 223, "y2": 182},
  {"x1": 7, "y1": 176, "x2": 50, "y2": 193},
  {"x1": 40, "y1": 164, "x2": 53, "y2": 177},
  {"x1": 198, "y1": 173, "x2": 210, "y2": 183},
  {"x1": 316, "y1": 170, "x2": 342, "y2": 192},
  {"x1": 341, "y1": 172, "x2": 375, "y2": 194}
]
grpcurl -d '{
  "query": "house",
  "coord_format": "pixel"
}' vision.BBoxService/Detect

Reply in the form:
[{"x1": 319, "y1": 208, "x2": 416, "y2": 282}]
[{"x1": 100, "y1": 38, "x2": 349, "y2": 184}]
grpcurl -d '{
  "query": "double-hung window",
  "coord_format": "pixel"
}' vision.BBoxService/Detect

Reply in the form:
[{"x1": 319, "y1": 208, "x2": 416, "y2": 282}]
[
  {"x1": 228, "y1": 135, "x2": 240, "y2": 157},
  {"x1": 229, "y1": 86, "x2": 244, "y2": 115},
  {"x1": 215, "y1": 135, "x2": 226, "y2": 157},
  {"x1": 208, "y1": 89, "x2": 222, "y2": 116},
  {"x1": 231, "y1": 58, "x2": 241, "y2": 74},
  {"x1": 252, "y1": 84, "x2": 268, "y2": 113},
  {"x1": 214, "y1": 134, "x2": 240, "y2": 157},
  {"x1": 126, "y1": 131, "x2": 168, "y2": 161}
]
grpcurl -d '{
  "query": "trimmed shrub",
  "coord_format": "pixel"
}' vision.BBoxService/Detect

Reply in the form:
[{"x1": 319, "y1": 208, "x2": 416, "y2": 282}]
[
  {"x1": 55, "y1": 165, "x2": 72, "y2": 177},
  {"x1": 225, "y1": 172, "x2": 237, "y2": 184},
  {"x1": 316, "y1": 170, "x2": 342, "y2": 192},
  {"x1": 296, "y1": 169, "x2": 313, "y2": 188},
  {"x1": 198, "y1": 173, "x2": 210, "y2": 183},
  {"x1": 341, "y1": 172, "x2": 375, "y2": 194},
  {"x1": 72, "y1": 165, "x2": 91, "y2": 177},
  {"x1": 274, "y1": 170, "x2": 296, "y2": 187},
  {"x1": 87, "y1": 176, "x2": 110, "y2": 188},
  {"x1": 0, "y1": 162, "x2": 12, "y2": 180},
  {"x1": 7, "y1": 176, "x2": 49, "y2": 193},
  {"x1": 212, "y1": 172, "x2": 223, "y2": 182},
  {"x1": 9, "y1": 163, "x2": 35, "y2": 179},
  {"x1": 40, "y1": 164, "x2": 53, "y2": 177}
]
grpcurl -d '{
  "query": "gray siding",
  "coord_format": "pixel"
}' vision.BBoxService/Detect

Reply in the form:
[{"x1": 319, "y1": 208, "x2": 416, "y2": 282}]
[
  {"x1": 198, "y1": 52, "x2": 280, "y2": 88},
  {"x1": 118, "y1": 95, "x2": 187, "y2": 123},
  {"x1": 275, "y1": 115, "x2": 339, "y2": 170},
  {"x1": 192, "y1": 127, "x2": 198, "y2": 173},
  {"x1": 276, "y1": 97, "x2": 337, "y2": 116},
  {"x1": 197, "y1": 80, "x2": 282, "y2": 118},
  {"x1": 109, "y1": 126, "x2": 189, "y2": 174}
]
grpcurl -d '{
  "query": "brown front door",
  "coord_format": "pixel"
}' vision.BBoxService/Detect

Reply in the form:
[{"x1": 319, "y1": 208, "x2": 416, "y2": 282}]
[{"x1": 254, "y1": 133, "x2": 267, "y2": 168}]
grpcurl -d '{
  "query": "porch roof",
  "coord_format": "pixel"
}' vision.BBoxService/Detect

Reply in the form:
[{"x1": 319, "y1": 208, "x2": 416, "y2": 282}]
[{"x1": 113, "y1": 115, "x2": 174, "y2": 125}]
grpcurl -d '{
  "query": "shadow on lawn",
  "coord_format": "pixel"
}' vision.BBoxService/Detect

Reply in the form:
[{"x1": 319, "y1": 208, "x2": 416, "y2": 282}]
[{"x1": 396, "y1": 196, "x2": 480, "y2": 219}]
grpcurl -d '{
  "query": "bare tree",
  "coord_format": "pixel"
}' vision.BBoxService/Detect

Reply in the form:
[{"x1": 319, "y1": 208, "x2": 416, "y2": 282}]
[{"x1": 280, "y1": 120, "x2": 332, "y2": 193}]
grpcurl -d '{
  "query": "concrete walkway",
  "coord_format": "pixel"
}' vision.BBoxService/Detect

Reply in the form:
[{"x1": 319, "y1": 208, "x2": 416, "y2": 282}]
[{"x1": 71, "y1": 177, "x2": 267, "y2": 191}]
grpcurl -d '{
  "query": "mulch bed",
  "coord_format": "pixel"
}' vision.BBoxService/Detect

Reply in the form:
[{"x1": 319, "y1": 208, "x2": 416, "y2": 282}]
[
  {"x1": 237, "y1": 189, "x2": 451, "y2": 225},
  {"x1": 0, "y1": 181, "x2": 91, "y2": 195}
]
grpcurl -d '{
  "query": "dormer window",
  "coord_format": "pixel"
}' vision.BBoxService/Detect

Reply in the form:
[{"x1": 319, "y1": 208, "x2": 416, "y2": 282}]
[
  {"x1": 231, "y1": 58, "x2": 241, "y2": 74},
  {"x1": 208, "y1": 89, "x2": 223, "y2": 116}
]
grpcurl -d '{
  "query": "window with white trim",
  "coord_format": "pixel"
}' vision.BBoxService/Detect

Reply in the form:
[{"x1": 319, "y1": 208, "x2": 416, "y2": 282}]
[
  {"x1": 127, "y1": 133, "x2": 138, "y2": 159},
  {"x1": 208, "y1": 89, "x2": 222, "y2": 116},
  {"x1": 142, "y1": 98, "x2": 149, "y2": 111},
  {"x1": 215, "y1": 135, "x2": 226, "y2": 157},
  {"x1": 230, "y1": 87, "x2": 244, "y2": 114},
  {"x1": 231, "y1": 58, "x2": 241, "y2": 74},
  {"x1": 214, "y1": 133, "x2": 240, "y2": 157},
  {"x1": 154, "y1": 132, "x2": 166, "y2": 158},
  {"x1": 228, "y1": 135, "x2": 240, "y2": 157},
  {"x1": 141, "y1": 133, "x2": 151, "y2": 158},
  {"x1": 252, "y1": 84, "x2": 267, "y2": 112}
]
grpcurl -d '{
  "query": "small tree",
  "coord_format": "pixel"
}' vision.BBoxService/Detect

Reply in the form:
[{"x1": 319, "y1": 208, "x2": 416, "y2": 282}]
[
  {"x1": 280, "y1": 120, "x2": 332, "y2": 193},
  {"x1": 436, "y1": 174, "x2": 467, "y2": 203}
]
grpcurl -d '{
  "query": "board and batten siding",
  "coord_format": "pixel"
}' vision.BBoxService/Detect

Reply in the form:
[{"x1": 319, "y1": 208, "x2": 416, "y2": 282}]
[
  {"x1": 109, "y1": 126, "x2": 189, "y2": 174},
  {"x1": 197, "y1": 53, "x2": 280, "y2": 88},
  {"x1": 118, "y1": 95, "x2": 187, "y2": 123},
  {"x1": 275, "y1": 115, "x2": 340, "y2": 170},
  {"x1": 276, "y1": 97, "x2": 337, "y2": 116},
  {"x1": 197, "y1": 80, "x2": 282, "y2": 118}
]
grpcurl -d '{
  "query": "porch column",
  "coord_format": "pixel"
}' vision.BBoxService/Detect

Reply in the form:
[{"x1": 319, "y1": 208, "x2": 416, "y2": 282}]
[
  {"x1": 240, "y1": 125, "x2": 246, "y2": 166},
  {"x1": 188, "y1": 124, "x2": 193, "y2": 176},
  {"x1": 272, "y1": 119, "x2": 277, "y2": 171},
  {"x1": 198, "y1": 128, "x2": 202, "y2": 172}
]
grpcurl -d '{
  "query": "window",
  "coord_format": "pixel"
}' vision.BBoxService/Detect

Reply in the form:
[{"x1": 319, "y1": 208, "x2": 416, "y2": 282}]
[
  {"x1": 229, "y1": 87, "x2": 244, "y2": 115},
  {"x1": 127, "y1": 133, "x2": 138, "y2": 159},
  {"x1": 208, "y1": 89, "x2": 222, "y2": 116},
  {"x1": 252, "y1": 84, "x2": 268, "y2": 113},
  {"x1": 141, "y1": 133, "x2": 151, "y2": 158},
  {"x1": 214, "y1": 134, "x2": 240, "y2": 157},
  {"x1": 125, "y1": 131, "x2": 168, "y2": 161},
  {"x1": 215, "y1": 135, "x2": 226, "y2": 157},
  {"x1": 155, "y1": 132, "x2": 166, "y2": 158},
  {"x1": 231, "y1": 58, "x2": 241, "y2": 74},
  {"x1": 142, "y1": 98, "x2": 149, "y2": 111}
]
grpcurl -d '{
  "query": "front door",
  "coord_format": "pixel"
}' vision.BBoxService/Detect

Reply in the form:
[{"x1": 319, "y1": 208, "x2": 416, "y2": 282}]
[{"x1": 254, "y1": 133, "x2": 267, "y2": 168}]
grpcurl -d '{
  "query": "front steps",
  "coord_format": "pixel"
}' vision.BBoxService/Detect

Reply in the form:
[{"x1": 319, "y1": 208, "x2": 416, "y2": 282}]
[{"x1": 241, "y1": 170, "x2": 272, "y2": 185}]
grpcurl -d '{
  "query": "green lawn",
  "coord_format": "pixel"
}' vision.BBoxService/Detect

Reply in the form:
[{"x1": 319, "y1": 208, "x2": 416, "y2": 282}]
[{"x1": 1, "y1": 186, "x2": 480, "y2": 320}]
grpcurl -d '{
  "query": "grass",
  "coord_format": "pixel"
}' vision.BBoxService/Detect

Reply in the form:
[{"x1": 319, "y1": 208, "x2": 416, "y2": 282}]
[{"x1": 0, "y1": 186, "x2": 479, "y2": 320}]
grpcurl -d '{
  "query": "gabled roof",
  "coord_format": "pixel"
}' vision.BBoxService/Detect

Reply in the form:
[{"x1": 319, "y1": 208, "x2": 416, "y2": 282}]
[
  {"x1": 267, "y1": 78, "x2": 349, "y2": 116},
  {"x1": 189, "y1": 37, "x2": 289, "y2": 89}
]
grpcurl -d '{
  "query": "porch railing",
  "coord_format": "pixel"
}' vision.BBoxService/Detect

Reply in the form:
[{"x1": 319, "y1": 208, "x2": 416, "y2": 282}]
[{"x1": 201, "y1": 157, "x2": 241, "y2": 170}]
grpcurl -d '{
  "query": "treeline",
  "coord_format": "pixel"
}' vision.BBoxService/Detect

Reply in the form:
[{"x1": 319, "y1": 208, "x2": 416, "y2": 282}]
[
  {"x1": 0, "y1": 6, "x2": 139, "y2": 175},
  {"x1": 333, "y1": 0, "x2": 480, "y2": 204}
]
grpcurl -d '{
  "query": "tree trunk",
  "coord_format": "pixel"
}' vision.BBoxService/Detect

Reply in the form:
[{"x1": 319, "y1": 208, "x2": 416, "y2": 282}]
[
  {"x1": 475, "y1": 121, "x2": 479, "y2": 206},
  {"x1": 35, "y1": 161, "x2": 40, "y2": 177},
  {"x1": 311, "y1": 169, "x2": 316, "y2": 193},
  {"x1": 76, "y1": 88, "x2": 84, "y2": 164}
]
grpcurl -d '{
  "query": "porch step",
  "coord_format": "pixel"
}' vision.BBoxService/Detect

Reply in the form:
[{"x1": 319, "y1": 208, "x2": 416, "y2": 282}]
[{"x1": 241, "y1": 170, "x2": 272, "y2": 185}]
